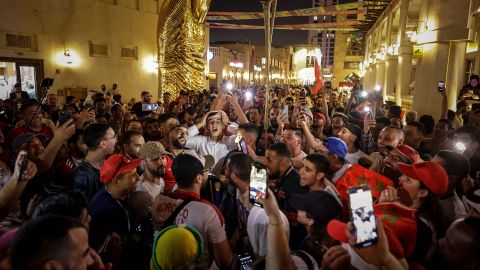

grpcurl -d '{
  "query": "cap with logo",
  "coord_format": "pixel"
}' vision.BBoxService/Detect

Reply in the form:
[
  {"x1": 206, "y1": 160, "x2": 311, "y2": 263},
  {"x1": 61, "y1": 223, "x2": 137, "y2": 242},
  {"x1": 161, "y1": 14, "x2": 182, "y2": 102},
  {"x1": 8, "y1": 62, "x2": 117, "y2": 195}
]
[
  {"x1": 325, "y1": 137, "x2": 347, "y2": 160},
  {"x1": 100, "y1": 154, "x2": 142, "y2": 183}
]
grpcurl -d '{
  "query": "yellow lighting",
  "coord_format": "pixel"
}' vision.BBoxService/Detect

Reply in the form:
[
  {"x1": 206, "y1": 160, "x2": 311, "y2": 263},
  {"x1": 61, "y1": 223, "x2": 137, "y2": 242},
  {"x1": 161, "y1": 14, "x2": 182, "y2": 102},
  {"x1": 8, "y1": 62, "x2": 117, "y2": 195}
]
[
  {"x1": 410, "y1": 32, "x2": 417, "y2": 43},
  {"x1": 236, "y1": 72, "x2": 241, "y2": 78},
  {"x1": 142, "y1": 55, "x2": 158, "y2": 73},
  {"x1": 229, "y1": 71, "x2": 234, "y2": 78},
  {"x1": 53, "y1": 49, "x2": 81, "y2": 67},
  {"x1": 243, "y1": 72, "x2": 249, "y2": 80}
]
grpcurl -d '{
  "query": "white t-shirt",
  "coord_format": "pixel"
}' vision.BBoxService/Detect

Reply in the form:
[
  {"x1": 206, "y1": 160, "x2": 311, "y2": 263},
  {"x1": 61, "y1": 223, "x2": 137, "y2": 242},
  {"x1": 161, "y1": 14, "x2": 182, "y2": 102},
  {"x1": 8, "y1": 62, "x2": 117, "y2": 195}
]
[
  {"x1": 247, "y1": 206, "x2": 290, "y2": 257},
  {"x1": 332, "y1": 163, "x2": 352, "y2": 184},
  {"x1": 152, "y1": 192, "x2": 227, "y2": 248},
  {"x1": 186, "y1": 125, "x2": 238, "y2": 169},
  {"x1": 136, "y1": 175, "x2": 165, "y2": 201},
  {"x1": 345, "y1": 150, "x2": 368, "y2": 165}
]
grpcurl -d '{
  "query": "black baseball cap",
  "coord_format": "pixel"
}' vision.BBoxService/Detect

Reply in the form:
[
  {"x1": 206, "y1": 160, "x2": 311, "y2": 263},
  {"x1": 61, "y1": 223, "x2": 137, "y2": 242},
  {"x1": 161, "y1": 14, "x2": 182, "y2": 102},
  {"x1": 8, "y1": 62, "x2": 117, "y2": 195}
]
[
  {"x1": 172, "y1": 153, "x2": 214, "y2": 186},
  {"x1": 290, "y1": 191, "x2": 341, "y2": 223},
  {"x1": 344, "y1": 123, "x2": 362, "y2": 139}
]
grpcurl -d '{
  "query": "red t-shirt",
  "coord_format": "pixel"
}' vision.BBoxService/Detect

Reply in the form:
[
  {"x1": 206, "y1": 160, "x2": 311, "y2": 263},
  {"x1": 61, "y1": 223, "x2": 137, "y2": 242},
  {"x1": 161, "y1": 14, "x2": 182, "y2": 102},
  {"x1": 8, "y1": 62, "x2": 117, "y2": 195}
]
[
  {"x1": 163, "y1": 155, "x2": 176, "y2": 192},
  {"x1": 5, "y1": 125, "x2": 54, "y2": 148}
]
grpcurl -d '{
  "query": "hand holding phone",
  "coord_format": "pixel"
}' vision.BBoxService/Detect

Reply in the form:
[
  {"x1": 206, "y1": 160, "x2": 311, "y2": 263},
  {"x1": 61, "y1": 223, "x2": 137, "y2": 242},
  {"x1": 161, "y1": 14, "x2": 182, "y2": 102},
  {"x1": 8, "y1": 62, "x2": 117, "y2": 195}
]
[
  {"x1": 348, "y1": 185, "x2": 378, "y2": 248},
  {"x1": 239, "y1": 138, "x2": 249, "y2": 154},
  {"x1": 249, "y1": 164, "x2": 268, "y2": 206},
  {"x1": 437, "y1": 81, "x2": 445, "y2": 92}
]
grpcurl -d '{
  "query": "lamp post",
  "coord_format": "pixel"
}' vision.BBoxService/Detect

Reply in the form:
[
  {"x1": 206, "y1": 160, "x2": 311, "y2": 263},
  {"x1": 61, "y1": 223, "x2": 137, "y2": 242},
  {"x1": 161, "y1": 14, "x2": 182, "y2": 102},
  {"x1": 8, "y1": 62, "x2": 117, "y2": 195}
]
[{"x1": 260, "y1": 0, "x2": 277, "y2": 131}]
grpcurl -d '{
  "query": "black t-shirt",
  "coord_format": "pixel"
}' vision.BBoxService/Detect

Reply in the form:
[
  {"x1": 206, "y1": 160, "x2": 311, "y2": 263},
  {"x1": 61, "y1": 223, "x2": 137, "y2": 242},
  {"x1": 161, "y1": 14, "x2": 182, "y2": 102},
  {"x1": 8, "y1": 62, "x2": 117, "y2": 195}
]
[{"x1": 74, "y1": 161, "x2": 102, "y2": 202}]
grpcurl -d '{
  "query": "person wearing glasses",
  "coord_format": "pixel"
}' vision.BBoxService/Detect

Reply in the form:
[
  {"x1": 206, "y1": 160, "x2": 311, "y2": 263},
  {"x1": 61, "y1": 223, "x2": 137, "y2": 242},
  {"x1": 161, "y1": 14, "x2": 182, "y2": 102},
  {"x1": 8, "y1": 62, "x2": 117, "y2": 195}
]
[
  {"x1": 74, "y1": 123, "x2": 117, "y2": 202},
  {"x1": 379, "y1": 145, "x2": 422, "y2": 185}
]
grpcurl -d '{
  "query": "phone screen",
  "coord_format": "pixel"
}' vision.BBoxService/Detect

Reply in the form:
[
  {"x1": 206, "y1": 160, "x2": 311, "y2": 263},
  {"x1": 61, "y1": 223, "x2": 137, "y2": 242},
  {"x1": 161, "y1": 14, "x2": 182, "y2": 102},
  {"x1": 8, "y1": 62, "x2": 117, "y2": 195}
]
[
  {"x1": 58, "y1": 111, "x2": 72, "y2": 125},
  {"x1": 142, "y1": 104, "x2": 158, "y2": 111},
  {"x1": 249, "y1": 165, "x2": 268, "y2": 206},
  {"x1": 237, "y1": 254, "x2": 253, "y2": 270},
  {"x1": 438, "y1": 81, "x2": 445, "y2": 92},
  {"x1": 239, "y1": 138, "x2": 249, "y2": 154},
  {"x1": 348, "y1": 186, "x2": 378, "y2": 248},
  {"x1": 282, "y1": 105, "x2": 289, "y2": 116}
]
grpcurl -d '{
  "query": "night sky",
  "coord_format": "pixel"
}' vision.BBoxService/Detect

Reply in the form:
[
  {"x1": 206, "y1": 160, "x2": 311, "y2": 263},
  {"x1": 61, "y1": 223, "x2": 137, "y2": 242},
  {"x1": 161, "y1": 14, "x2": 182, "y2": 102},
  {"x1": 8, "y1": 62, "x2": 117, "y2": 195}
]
[{"x1": 209, "y1": 0, "x2": 313, "y2": 46}]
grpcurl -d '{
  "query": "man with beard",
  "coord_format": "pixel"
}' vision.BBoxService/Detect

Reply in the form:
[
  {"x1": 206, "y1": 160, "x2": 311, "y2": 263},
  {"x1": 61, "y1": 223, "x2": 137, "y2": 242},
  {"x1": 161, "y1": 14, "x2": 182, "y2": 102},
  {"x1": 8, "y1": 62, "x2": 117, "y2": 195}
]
[
  {"x1": 378, "y1": 161, "x2": 449, "y2": 266},
  {"x1": 264, "y1": 143, "x2": 308, "y2": 249},
  {"x1": 151, "y1": 153, "x2": 233, "y2": 269},
  {"x1": 367, "y1": 125, "x2": 405, "y2": 173},
  {"x1": 144, "y1": 118, "x2": 162, "y2": 141},
  {"x1": 403, "y1": 121, "x2": 432, "y2": 160},
  {"x1": 268, "y1": 105, "x2": 280, "y2": 131},
  {"x1": 425, "y1": 119, "x2": 454, "y2": 156},
  {"x1": 380, "y1": 144, "x2": 422, "y2": 184},
  {"x1": 324, "y1": 137, "x2": 351, "y2": 184},
  {"x1": 158, "y1": 112, "x2": 178, "y2": 148},
  {"x1": 329, "y1": 113, "x2": 348, "y2": 137},
  {"x1": 137, "y1": 141, "x2": 169, "y2": 201},
  {"x1": 121, "y1": 130, "x2": 145, "y2": 160}
]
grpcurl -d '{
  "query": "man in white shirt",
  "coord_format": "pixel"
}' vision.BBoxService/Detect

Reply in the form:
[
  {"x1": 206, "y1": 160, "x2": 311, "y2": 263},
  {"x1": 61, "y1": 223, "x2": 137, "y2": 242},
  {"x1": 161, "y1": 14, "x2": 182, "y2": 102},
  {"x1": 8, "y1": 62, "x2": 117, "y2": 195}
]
[
  {"x1": 136, "y1": 141, "x2": 168, "y2": 201},
  {"x1": 186, "y1": 110, "x2": 240, "y2": 172},
  {"x1": 151, "y1": 153, "x2": 233, "y2": 268}
]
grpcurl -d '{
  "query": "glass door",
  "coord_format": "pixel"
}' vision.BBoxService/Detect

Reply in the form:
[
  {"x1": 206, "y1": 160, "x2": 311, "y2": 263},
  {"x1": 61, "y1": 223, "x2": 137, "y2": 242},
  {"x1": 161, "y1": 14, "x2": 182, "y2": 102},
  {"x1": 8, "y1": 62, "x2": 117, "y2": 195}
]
[
  {"x1": 17, "y1": 65, "x2": 37, "y2": 98},
  {"x1": 0, "y1": 58, "x2": 44, "y2": 100}
]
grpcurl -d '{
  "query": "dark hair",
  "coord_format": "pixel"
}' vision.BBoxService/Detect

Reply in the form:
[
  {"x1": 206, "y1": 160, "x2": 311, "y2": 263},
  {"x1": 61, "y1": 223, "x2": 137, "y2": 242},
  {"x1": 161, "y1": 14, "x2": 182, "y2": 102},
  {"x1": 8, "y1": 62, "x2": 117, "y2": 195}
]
[
  {"x1": 417, "y1": 181, "x2": 446, "y2": 237},
  {"x1": 122, "y1": 130, "x2": 143, "y2": 146},
  {"x1": 455, "y1": 125, "x2": 480, "y2": 142},
  {"x1": 407, "y1": 121, "x2": 427, "y2": 136},
  {"x1": 464, "y1": 217, "x2": 480, "y2": 248},
  {"x1": 419, "y1": 115, "x2": 435, "y2": 135},
  {"x1": 375, "y1": 116, "x2": 391, "y2": 127},
  {"x1": 284, "y1": 127, "x2": 304, "y2": 142},
  {"x1": 83, "y1": 123, "x2": 109, "y2": 149},
  {"x1": 267, "y1": 143, "x2": 292, "y2": 159},
  {"x1": 438, "y1": 119, "x2": 452, "y2": 130},
  {"x1": 436, "y1": 150, "x2": 470, "y2": 181},
  {"x1": 304, "y1": 153, "x2": 330, "y2": 175},
  {"x1": 66, "y1": 96, "x2": 75, "y2": 104},
  {"x1": 141, "y1": 91, "x2": 150, "y2": 97},
  {"x1": 146, "y1": 118, "x2": 159, "y2": 126},
  {"x1": 388, "y1": 105, "x2": 402, "y2": 119},
  {"x1": 127, "y1": 119, "x2": 141, "y2": 127},
  {"x1": 285, "y1": 97, "x2": 294, "y2": 102},
  {"x1": 186, "y1": 107, "x2": 197, "y2": 115},
  {"x1": 456, "y1": 101, "x2": 467, "y2": 111},
  {"x1": 11, "y1": 215, "x2": 85, "y2": 270},
  {"x1": 94, "y1": 97, "x2": 106, "y2": 105},
  {"x1": 239, "y1": 123, "x2": 259, "y2": 139},
  {"x1": 111, "y1": 103, "x2": 123, "y2": 113},
  {"x1": 67, "y1": 129, "x2": 84, "y2": 145},
  {"x1": 331, "y1": 113, "x2": 349, "y2": 124},
  {"x1": 20, "y1": 101, "x2": 38, "y2": 114},
  {"x1": 227, "y1": 153, "x2": 254, "y2": 182},
  {"x1": 470, "y1": 74, "x2": 480, "y2": 82},
  {"x1": 32, "y1": 192, "x2": 87, "y2": 220},
  {"x1": 113, "y1": 94, "x2": 122, "y2": 103},
  {"x1": 158, "y1": 112, "x2": 177, "y2": 125}
]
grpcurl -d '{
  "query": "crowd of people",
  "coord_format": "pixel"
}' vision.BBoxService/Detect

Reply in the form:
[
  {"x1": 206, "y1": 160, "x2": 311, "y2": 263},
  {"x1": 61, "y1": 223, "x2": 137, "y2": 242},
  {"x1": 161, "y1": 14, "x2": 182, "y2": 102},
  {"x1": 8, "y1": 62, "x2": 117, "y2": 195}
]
[{"x1": 0, "y1": 78, "x2": 478, "y2": 270}]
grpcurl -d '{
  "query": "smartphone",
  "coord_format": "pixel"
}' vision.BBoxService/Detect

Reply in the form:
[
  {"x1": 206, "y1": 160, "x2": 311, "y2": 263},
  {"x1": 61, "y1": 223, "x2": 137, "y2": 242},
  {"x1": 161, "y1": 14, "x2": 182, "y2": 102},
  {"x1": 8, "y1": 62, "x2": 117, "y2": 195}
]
[
  {"x1": 58, "y1": 110, "x2": 72, "y2": 125},
  {"x1": 18, "y1": 158, "x2": 28, "y2": 182},
  {"x1": 142, "y1": 103, "x2": 158, "y2": 111},
  {"x1": 299, "y1": 90, "x2": 306, "y2": 108},
  {"x1": 237, "y1": 254, "x2": 253, "y2": 270},
  {"x1": 239, "y1": 138, "x2": 249, "y2": 154},
  {"x1": 347, "y1": 185, "x2": 378, "y2": 248},
  {"x1": 282, "y1": 105, "x2": 289, "y2": 116},
  {"x1": 437, "y1": 81, "x2": 445, "y2": 92},
  {"x1": 249, "y1": 164, "x2": 268, "y2": 206}
]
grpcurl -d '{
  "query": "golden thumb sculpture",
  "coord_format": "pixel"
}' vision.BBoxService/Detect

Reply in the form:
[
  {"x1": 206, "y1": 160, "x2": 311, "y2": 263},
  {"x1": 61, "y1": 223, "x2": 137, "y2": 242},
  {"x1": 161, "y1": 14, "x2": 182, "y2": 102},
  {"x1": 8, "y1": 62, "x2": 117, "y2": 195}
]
[{"x1": 157, "y1": 0, "x2": 211, "y2": 96}]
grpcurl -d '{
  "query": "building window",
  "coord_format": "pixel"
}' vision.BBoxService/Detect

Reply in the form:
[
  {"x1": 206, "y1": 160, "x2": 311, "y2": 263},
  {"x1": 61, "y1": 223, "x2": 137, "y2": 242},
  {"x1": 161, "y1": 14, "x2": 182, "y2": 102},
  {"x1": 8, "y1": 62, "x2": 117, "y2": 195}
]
[
  {"x1": 89, "y1": 41, "x2": 110, "y2": 57},
  {"x1": 121, "y1": 46, "x2": 138, "y2": 60},
  {"x1": 465, "y1": 59, "x2": 475, "y2": 84},
  {"x1": 5, "y1": 33, "x2": 37, "y2": 51},
  {"x1": 344, "y1": 61, "x2": 360, "y2": 69}
]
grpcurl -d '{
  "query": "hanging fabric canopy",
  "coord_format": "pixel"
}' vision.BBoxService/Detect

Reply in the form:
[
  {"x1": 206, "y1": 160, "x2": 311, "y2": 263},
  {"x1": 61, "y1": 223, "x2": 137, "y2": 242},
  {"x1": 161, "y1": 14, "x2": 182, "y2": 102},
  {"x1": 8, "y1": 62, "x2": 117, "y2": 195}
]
[
  {"x1": 208, "y1": 20, "x2": 359, "y2": 31},
  {"x1": 206, "y1": 2, "x2": 364, "y2": 21}
]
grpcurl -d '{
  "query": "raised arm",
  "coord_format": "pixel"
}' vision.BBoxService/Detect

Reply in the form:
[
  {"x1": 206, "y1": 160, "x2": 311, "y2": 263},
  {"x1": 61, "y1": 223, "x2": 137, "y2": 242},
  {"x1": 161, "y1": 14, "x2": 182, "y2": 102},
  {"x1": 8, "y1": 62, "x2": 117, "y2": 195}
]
[{"x1": 36, "y1": 119, "x2": 75, "y2": 174}]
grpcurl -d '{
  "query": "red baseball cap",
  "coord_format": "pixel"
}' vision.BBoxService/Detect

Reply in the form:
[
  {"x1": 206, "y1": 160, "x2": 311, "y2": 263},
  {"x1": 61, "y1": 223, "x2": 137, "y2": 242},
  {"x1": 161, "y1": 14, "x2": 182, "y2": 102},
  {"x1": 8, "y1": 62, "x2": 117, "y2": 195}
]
[
  {"x1": 395, "y1": 145, "x2": 422, "y2": 164},
  {"x1": 397, "y1": 161, "x2": 448, "y2": 196},
  {"x1": 312, "y1": 112, "x2": 325, "y2": 121},
  {"x1": 100, "y1": 154, "x2": 142, "y2": 183},
  {"x1": 327, "y1": 219, "x2": 348, "y2": 243}
]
